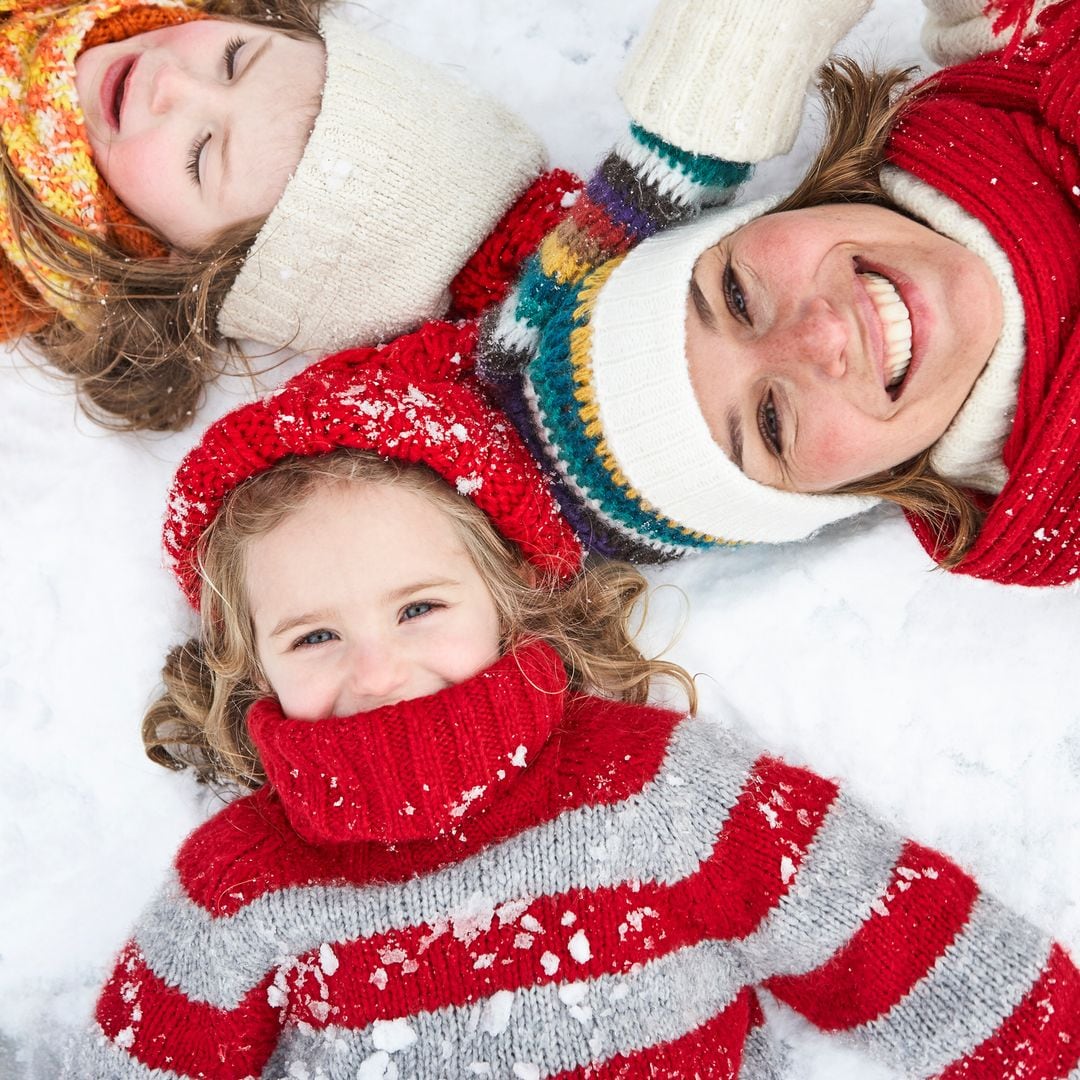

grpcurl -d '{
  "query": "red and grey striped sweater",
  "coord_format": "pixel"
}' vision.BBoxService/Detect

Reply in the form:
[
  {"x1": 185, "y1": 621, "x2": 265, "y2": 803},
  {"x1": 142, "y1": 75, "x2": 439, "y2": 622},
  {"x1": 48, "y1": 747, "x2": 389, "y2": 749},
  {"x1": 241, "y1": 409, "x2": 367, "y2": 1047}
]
[{"x1": 68, "y1": 643, "x2": 1080, "y2": 1078}]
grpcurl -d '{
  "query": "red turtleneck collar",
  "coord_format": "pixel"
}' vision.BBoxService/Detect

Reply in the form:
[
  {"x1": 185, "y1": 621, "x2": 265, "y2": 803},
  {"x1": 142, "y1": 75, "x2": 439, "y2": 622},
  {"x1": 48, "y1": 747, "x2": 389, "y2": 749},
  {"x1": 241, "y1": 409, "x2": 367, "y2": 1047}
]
[{"x1": 246, "y1": 641, "x2": 567, "y2": 846}]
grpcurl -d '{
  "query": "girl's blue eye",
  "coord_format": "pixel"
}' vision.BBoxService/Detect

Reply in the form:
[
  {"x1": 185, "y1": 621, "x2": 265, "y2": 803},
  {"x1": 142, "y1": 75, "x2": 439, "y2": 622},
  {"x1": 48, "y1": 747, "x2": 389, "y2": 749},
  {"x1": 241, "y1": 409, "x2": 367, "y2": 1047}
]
[
  {"x1": 723, "y1": 259, "x2": 749, "y2": 323},
  {"x1": 296, "y1": 629, "x2": 337, "y2": 648},
  {"x1": 758, "y1": 391, "x2": 782, "y2": 455},
  {"x1": 224, "y1": 36, "x2": 245, "y2": 79},
  {"x1": 401, "y1": 602, "x2": 435, "y2": 622}
]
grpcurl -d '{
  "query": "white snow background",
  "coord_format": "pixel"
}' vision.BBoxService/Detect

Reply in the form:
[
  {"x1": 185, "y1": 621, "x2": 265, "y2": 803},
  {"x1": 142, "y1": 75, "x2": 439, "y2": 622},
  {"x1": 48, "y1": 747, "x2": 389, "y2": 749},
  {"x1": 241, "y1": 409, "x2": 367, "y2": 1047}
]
[{"x1": 2, "y1": 2, "x2": 1078, "y2": 1077}]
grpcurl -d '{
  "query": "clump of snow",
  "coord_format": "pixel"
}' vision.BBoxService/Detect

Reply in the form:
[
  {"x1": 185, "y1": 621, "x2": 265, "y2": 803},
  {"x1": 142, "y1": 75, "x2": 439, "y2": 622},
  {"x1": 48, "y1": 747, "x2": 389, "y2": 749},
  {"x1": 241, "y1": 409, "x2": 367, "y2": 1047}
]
[
  {"x1": 567, "y1": 930, "x2": 591, "y2": 963},
  {"x1": 371, "y1": 1018, "x2": 418, "y2": 1053},
  {"x1": 479, "y1": 989, "x2": 515, "y2": 1036},
  {"x1": 318, "y1": 943, "x2": 339, "y2": 976},
  {"x1": 450, "y1": 892, "x2": 496, "y2": 945}
]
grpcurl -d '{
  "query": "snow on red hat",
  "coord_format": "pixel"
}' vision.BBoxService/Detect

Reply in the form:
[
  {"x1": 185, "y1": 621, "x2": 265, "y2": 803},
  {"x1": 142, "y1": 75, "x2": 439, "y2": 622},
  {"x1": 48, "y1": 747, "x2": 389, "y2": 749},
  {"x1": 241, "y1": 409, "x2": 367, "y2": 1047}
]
[{"x1": 164, "y1": 321, "x2": 584, "y2": 608}]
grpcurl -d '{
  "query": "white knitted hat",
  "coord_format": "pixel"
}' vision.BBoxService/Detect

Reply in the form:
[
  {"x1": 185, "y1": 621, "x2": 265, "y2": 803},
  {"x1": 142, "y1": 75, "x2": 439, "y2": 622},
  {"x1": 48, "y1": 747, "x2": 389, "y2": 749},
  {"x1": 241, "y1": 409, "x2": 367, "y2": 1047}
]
[
  {"x1": 218, "y1": 9, "x2": 546, "y2": 354},
  {"x1": 586, "y1": 199, "x2": 879, "y2": 544}
]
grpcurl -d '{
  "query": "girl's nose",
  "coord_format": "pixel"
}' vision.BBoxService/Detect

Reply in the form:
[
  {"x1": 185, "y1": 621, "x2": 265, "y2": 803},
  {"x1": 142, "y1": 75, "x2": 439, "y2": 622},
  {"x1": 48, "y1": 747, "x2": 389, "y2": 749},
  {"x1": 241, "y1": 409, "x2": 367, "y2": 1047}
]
[
  {"x1": 148, "y1": 62, "x2": 200, "y2": 116},
  {"x1": 339, "y1": 644, "x2": 410, "y2": 713},
  {"x1": 779, "y1": 298, "x2": 848, "y2": 378}
]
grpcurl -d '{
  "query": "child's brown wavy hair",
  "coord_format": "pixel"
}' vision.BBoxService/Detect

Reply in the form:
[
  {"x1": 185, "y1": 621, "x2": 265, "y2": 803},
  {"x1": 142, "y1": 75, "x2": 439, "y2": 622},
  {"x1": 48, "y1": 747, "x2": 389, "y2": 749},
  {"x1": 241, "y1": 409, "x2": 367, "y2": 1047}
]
[{"x1": 143, "y1": 450, "x2": 697, "y2": 790}]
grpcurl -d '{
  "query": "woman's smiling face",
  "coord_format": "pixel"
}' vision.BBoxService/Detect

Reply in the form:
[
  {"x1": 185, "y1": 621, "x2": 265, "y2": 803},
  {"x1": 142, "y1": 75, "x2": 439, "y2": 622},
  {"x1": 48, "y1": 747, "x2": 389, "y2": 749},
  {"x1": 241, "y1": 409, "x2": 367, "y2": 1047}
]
[
  {"x1": 685, "y1": 203, "x2": 1004, "y2": 492},
  {"x1": 75, "y1": 19, "x2": 325, "y2": 250}
]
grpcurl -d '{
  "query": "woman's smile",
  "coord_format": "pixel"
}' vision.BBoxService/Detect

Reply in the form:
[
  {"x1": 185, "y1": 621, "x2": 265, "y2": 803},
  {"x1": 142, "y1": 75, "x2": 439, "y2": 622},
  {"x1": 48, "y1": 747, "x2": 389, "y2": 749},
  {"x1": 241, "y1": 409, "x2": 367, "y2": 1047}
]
[{"x1": 685, "y1": 203, "x2": 1003, "y2": 493}]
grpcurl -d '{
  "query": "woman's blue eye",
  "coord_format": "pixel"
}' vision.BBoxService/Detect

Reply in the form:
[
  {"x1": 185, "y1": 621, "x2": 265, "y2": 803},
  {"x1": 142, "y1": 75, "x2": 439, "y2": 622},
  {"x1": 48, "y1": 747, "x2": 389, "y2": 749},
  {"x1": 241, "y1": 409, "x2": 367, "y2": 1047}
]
[
  {"x1": 758, "y1": 392, "x2": 782, "y2": 455},
  {"x1": 723, "y1": 259, "x2": 749, "y2": 322},
  {"x1": 401, "y1": 602, "x2": 435, "y2": 622},
  {"x1": 296, "y1": 629, "x2": 336, "y2": 648},
  {"x1": 224, "y1": 36, "x2": 245, "y2": 79}
]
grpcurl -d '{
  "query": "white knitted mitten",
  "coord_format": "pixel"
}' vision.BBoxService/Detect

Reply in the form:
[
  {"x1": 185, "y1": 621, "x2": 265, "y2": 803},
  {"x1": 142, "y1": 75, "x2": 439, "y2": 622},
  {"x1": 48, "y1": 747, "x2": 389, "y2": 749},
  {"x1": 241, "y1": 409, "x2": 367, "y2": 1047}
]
[{"x1": 617, "y1": 0, "x2": 873, "y2": 162}]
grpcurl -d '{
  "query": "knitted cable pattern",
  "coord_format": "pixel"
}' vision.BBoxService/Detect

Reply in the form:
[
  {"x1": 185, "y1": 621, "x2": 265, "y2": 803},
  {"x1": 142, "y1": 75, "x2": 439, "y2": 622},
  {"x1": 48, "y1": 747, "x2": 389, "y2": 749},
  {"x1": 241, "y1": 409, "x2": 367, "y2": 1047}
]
[
  {"x1": 0, "y1": 0, "x2": 196, "y2": 333},
  {"x1": 66, "y1": 643, "x2": 1080, "y2": 1077}
]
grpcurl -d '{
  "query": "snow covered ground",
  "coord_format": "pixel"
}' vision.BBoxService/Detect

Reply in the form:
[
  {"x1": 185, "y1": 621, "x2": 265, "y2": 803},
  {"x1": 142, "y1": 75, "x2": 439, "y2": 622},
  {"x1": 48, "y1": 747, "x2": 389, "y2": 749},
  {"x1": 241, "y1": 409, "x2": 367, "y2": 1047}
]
[{"x1": 1, "y1": 2, "x2": 1078, "y2": 1077}]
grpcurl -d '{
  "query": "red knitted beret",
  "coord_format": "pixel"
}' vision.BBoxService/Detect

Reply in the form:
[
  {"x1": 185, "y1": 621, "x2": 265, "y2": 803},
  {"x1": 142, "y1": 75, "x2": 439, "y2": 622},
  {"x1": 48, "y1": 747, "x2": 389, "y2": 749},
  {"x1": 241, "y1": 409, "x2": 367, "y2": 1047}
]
[{"x1": 164, "y1": 321, "x2": 584, "y2": 608}]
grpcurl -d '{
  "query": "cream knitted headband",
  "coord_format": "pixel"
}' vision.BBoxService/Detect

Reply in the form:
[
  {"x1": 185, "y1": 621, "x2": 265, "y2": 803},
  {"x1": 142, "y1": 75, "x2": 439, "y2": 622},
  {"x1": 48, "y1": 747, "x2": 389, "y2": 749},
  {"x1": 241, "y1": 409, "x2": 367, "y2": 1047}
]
[
  {"x1": 217, "y1": 9, "x2": 546, "y2": 354},
  {"x1": 586, "y1": 199, "x2": 879, "y2": 544}
]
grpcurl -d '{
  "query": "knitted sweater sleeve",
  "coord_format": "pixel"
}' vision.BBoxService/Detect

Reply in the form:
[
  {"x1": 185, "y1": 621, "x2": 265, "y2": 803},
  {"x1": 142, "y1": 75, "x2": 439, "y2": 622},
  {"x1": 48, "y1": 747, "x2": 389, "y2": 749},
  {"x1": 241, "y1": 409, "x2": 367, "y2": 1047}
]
[
  {"x1": 60, "y1": 868, "x2": 284, "y2": 1078},
  {"x1": 735, "y1": 748, "x2": 1080, "y2": 1075}
]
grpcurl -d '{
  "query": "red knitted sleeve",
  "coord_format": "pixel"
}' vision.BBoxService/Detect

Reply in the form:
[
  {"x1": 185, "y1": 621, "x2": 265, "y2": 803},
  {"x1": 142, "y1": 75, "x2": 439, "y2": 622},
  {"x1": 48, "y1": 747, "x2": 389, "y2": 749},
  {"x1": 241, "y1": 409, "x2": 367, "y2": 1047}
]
[
  {"x1": 88, "y1": 939, "x2": 283, "y2": 1079},
  {"x1": 761, "y1": 813, "x2": 1080, "y2": 1075},
  {"x1": 447, "y1": 169, "x2": 584, "y2": 319}
]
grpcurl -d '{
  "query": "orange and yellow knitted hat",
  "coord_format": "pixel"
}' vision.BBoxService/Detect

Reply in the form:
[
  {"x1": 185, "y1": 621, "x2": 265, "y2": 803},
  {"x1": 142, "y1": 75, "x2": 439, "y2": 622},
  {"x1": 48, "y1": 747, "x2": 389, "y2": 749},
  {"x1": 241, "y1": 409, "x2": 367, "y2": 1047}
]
[{"x1": 0, "y1": 0, "x2": 202, "y2": 338}]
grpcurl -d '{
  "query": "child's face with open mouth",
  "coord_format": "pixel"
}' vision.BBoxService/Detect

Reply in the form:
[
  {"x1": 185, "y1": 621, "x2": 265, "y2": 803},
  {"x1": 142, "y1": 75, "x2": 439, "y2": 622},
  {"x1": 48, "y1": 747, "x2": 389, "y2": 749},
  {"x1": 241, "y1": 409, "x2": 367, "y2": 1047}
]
[
  {"x1": 685, "y1": 203, "x2": 1004, "y2": 492},
  {"x1": 76, "y1": 18, "x2": 325, "y2": 250},
  {"x1": 245, "y1": 480, "x2": 503, "y2": 721}
]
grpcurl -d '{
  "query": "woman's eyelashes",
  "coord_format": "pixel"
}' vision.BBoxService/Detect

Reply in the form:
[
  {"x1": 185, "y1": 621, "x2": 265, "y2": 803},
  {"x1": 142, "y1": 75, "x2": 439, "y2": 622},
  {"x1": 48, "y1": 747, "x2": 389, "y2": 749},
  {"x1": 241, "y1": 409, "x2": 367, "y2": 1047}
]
[
  {"x1": 185, "y1": 37, "x2": 247, "y2": 186},
  {"x1": 723, "y1": 256, "x2": 783, "y2": 458},
  {"x1": 757, "y1": 391, "x2": 783, "y2": 456},
  {"x1": 723, "y1": 258, "x2": 750, "y2": 323},
  {"x1": 186, "y1": 134, "x2": 209, "y2": 186}
]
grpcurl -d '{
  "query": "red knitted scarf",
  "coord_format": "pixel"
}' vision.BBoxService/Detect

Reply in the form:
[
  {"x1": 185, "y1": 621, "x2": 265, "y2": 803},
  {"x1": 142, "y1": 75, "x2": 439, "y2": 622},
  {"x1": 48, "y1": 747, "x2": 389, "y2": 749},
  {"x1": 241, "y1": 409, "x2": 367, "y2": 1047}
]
[
  {"x1": 886, "y1": 0, "x2": 1080, "y2": 585},
  {"x1": 247, "y1": 641, "x2": 567, "y2": 845}
]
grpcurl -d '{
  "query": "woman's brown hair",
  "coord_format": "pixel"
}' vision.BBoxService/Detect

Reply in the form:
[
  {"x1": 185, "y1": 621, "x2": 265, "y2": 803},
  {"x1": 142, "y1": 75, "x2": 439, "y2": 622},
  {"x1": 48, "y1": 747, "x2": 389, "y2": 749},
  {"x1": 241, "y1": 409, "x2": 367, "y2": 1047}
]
[
  {"x1": 2, "y1": 0, "x2": 324, "y2": 432},
  {"x1": 772, "y1": 57, "x2": 985, "y2": 567},
  {"x1": 143, "y1": 450, "x2": 698, "y2": 790}
]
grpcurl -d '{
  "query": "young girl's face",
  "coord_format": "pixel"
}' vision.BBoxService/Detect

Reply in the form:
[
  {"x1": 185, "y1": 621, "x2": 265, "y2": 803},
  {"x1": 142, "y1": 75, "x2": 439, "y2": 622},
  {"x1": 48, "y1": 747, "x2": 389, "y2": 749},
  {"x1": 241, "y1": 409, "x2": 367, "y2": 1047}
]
[
  {"x1": 244, "y1": 480, "x2": 503, "y2": 720},
  {"x1": 685, "y1": 203, "x2": 1003, "y2": 492},
  {"x1": 75, "y1": 19, "x2": 325, "y2": 250}
]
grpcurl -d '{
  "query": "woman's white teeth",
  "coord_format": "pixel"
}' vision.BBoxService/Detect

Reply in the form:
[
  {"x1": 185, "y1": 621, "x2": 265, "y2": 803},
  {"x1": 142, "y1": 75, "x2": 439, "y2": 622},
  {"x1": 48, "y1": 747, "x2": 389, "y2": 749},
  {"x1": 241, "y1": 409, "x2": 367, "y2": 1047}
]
[{"x1": 860, "y1": 271, "x2": 912, "y2": 390}]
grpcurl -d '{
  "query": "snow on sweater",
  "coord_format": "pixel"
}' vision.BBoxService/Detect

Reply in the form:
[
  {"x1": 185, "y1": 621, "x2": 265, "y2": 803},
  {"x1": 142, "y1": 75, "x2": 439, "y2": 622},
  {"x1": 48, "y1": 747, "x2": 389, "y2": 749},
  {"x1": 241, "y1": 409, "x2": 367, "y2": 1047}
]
[{"x1": 65, "y1": 641, "x2": 1080, "y2": 1078}]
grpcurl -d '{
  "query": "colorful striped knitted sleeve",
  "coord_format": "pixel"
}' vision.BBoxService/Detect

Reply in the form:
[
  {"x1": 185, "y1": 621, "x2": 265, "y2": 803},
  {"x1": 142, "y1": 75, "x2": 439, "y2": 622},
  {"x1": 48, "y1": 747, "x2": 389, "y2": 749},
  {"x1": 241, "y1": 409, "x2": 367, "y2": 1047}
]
[{"x1": 476, "y1": 120, "x2": 750, "y2": 389}]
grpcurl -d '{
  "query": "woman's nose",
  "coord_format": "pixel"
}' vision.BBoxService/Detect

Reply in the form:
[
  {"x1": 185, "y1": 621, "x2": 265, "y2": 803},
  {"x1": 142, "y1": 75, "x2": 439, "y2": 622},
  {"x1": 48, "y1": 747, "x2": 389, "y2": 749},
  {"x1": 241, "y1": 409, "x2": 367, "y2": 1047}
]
[{"x1": 776, "y1": 298, "x2": 848, "y2": 378}]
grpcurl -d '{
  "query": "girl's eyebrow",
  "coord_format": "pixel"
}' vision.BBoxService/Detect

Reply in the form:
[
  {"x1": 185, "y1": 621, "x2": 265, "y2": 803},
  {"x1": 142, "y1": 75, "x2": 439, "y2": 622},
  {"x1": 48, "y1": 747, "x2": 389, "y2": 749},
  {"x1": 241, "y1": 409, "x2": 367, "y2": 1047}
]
[
  {"x1": 385, "y1": 579, "x2": 460, "y2": 603},
  {"x1": 270, "y1": 609, "x2": 334, "y2": 638}
]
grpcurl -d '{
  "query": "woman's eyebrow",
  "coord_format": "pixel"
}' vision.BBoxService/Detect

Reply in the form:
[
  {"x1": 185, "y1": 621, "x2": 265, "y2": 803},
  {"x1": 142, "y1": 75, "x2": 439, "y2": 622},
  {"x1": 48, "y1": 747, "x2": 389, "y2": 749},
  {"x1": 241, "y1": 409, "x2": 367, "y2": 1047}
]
[
  {"x1": 689, "y1": 274, "x2": 719, "y2": 331},
  {"x1": 726, "y1": 406, "x2": 744, "y2": 471},
  {"x1": 219, "y1": 37, "x2": 273, "y2": 192}
]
